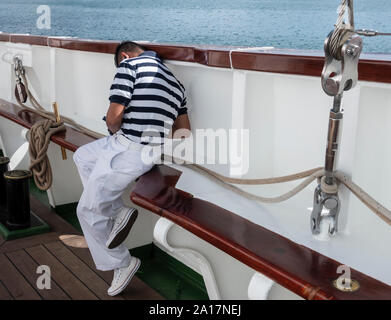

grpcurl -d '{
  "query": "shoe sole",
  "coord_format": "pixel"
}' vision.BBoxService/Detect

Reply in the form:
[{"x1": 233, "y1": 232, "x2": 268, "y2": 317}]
[
  {"x1": 108, "y1": 258, "x2": 141, "y2": 296},
  {"x1": 107, "y1": 209, "x2": 138, "y2": 249}
]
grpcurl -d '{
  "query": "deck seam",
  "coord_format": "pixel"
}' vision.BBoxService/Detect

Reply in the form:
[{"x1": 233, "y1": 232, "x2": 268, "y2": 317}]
[
  {"x1": 0, "y1": 279, "x2": 14, "y2": 300},
  {"x1": 43, "y1": 241, "x2": 119, "y2": 300},
  {"x1": 0, "y1": 252, "x2": 42, "y2": 300},
  {"x1": 26, "y1": 243, "x2": 99, "y2": 300},
  {"x1": 41, "y1": 242, "x2": 100, "y2": 300},
  {"x1": 21, "y1": 247, "x2": 72, "y2": 300},
  {"x1": 57, "y1": 241, "x2": 112, "y2": 286},
  {"x1": 4, "y1": 251, "x2": 44, "y2": 300}
]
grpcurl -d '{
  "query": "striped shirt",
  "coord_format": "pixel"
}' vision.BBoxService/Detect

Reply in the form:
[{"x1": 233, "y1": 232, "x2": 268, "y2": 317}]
[{"x1": 108, "y1": 51, "x2": 187, "y2": 145}]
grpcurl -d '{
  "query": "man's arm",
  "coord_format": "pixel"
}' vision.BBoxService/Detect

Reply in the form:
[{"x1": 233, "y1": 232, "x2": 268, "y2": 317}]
[
  {"x1": 106, "y1": 102, "x2": 125, "y2": 134},
  {"x1": 106, "y1": 60, "x2": 136, "y2": 134},
  {"x1": 171, "y1": 114, "x2": 191, "y2": 138}
]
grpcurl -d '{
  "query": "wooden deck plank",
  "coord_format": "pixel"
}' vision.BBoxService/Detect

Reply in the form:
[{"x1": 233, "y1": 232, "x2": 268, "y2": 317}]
[
  {"x1": 0, "y1": 232, "x2": 65, "y2": 254},
  {"x1": 25, "y1": 245, "x2": 98, "y2": 300},
  {"x1": 0, "y1": 238, "x2": 5, "y2": 249},
  {"x1": 44, "y1": 241, "x2": 122, "y2": 300},
  {"x1": 0, "y1": 280, "x2": 13, "y2": 300},
  {"x1": 6, "y1": 249, "x2": 70, "y2": 300},
  {"x1": 64, "y1": 238, "x2": 164, "y2": 300},
  {"x1": 58, "y1": 234, "x2": 113, "y2": 284},
  {"x1": 0, "y1": 253, "x2": 41, "y2": 300}
]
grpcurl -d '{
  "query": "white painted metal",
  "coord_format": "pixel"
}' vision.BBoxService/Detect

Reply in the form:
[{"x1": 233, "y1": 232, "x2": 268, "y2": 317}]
[
  {"x1": 247, "y1": 272, "x2": 274, "y2": 300},
  {"x1": 8, "y1": 128, "x2": 29, "y2": 170},
  {"x1": 0, "y1": 42, "x2": 33, "y2": 67},
  {"x1": 153, "y1": 217, "x2": 221, "y2": 300},
  {"x1": 230, "y1": 70, "x2": 247, "y2": 176},
  {"x1": 0, "y1": 132, "x2": 6, "y2": 157},
  {"x1": 9, "y1": 142, "x2": 29, "y2": 170}
]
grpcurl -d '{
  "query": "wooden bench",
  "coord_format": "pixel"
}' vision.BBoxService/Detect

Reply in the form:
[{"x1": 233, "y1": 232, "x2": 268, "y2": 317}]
[{"x1": 1, "y1": 98, "x2": 391, "y2": 300}]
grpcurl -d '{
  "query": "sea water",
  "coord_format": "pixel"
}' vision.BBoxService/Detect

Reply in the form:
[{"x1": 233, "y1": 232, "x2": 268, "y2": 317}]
[{"x1": 0, "y1": 0, "x2": 390, "y2": 53}]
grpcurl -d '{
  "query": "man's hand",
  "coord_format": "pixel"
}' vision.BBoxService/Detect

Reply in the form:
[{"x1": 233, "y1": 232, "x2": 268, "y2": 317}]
[
  {"x1": 105, "y1": 102, "x2": 125, "y2": 134},
  {"x1": 171, "y1": 114, "x2": 191, "y2": 138}
]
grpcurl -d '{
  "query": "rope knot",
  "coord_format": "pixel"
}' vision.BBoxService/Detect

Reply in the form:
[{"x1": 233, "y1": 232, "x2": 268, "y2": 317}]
[{"x1": 28, "y1": 119, "x2": 66, "y2": 191}]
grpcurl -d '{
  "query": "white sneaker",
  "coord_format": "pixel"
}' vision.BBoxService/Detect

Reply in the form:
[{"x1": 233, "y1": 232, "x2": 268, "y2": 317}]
[
  {"x1": 106, "y1": 207, "x2": 138, "y2": 249},
  {"x1": 107, "y1": 257, "x2": 141, "y2": 296}
]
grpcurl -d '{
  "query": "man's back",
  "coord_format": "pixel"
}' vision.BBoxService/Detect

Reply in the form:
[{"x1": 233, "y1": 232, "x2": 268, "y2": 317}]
[{"x1": 109, "y1": 51, "x2": 188, "y2": 145}]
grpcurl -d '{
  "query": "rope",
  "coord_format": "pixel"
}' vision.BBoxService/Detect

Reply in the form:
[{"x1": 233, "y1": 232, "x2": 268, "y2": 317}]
[
  {"x1": 28, "y1": 119, "x2": 66, "y2": 190},
  {"x1": 164, "y1": 155, "x2": 391, "y2": 226},
  {"x1": 186, "y1": 164, "x2": 324, "y2": 204},
  {"x1": 334, "y1": 172, "x2": 391, "y2": 226}
]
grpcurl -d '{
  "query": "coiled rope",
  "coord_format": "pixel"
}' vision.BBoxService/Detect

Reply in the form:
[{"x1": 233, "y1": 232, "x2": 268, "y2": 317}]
[{"x1": 28, "y1": 119, "x2": 66, "y2": 191}]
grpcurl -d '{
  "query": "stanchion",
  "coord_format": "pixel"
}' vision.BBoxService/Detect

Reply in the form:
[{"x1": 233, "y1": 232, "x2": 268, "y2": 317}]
[
  {"x1": 4, "y1": 170, "x2": 32, "y2": 230},
  {"x1": 0, "y1": 157, "x2": 10, "y2": 208},
  {"x1": 0, "y1": 157, "x2": 10, "y2": 221}
]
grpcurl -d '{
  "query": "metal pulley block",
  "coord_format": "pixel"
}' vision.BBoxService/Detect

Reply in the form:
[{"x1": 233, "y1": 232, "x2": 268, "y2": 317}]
[
  {"x1": 321, "y1": 31, "x2": 363, "y2": 96},
  {"x1": 15, "y1": 80, "x2": 27, "y2": 104},
  {"x1": 13, "y1": 57, "x2": 27, "y2": 103}
]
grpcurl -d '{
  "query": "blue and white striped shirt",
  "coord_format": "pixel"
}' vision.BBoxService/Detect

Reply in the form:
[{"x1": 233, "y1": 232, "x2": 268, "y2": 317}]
[{"x1": 109, "y1": 51, "x2": 187, "y2": 145}]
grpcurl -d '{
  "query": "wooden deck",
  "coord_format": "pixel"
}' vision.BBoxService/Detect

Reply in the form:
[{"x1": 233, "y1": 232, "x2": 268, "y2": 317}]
[{"x1": 0, "y1": 196, "x2": 164, "y2": 300}]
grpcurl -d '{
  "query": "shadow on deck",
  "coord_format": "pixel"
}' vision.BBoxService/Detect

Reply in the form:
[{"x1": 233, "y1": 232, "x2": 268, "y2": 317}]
[{"x1": 0, "y1": 196, "x2": 164, "y2": 300}]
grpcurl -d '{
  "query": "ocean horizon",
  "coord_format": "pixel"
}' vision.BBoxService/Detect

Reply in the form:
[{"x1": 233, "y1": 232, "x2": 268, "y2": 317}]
[{"x1": 0, "y1": 0, "x2": 390, "y2": 53}]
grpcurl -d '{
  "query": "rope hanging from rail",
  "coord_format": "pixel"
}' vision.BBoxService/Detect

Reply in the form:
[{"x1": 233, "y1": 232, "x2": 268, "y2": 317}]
[{"x1": 27, "y1": 119, "x2": 66, "y2": 191}]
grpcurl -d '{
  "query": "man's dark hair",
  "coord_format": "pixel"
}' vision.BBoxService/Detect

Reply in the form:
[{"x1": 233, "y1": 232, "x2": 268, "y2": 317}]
[{"x1": 114, "y1": 41, "x2": 146, "y2": 67}]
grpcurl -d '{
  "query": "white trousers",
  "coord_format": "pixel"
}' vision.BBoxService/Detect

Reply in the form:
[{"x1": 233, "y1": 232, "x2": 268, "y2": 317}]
[{"x1": 73, "y1": 133, "x2": 155, "y2": 271}]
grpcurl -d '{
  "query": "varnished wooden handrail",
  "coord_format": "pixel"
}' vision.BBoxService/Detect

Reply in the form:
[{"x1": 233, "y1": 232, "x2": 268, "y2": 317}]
[{"x1": 0, "y1": 33, "x2": 391, "y2": 83}]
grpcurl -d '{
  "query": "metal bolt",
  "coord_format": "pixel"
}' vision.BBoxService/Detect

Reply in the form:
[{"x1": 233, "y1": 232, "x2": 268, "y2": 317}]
[
  {"x1": 324, "y1": 198, "x2": 338, "y2": 210},
  {"x1": 346, "y1": 44, "x2": 360, "y2": 57}
]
